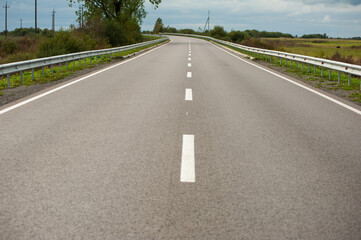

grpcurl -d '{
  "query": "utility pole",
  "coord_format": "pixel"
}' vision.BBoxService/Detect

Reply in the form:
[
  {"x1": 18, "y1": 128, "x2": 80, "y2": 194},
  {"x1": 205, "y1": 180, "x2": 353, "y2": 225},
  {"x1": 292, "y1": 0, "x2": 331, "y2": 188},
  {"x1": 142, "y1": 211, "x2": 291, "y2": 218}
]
[
  {"x1": 208, "y1": 10, "x2": 210, "y2": 32},
  {"x1": 35, "y1": 0, "x2": 37, "y2": 34},
  {"x1": 203, "y1": 10, "x2": 210, "y2": 33},
  {"x1": 81, "y1": 5, "x2": 83, "y2": 28},
  {"x1": 52, "y1": 9, "x2": 56, "y2": 32},
  {"x1": 3, "y1": 1, "x2": 10, "y2": 37}
]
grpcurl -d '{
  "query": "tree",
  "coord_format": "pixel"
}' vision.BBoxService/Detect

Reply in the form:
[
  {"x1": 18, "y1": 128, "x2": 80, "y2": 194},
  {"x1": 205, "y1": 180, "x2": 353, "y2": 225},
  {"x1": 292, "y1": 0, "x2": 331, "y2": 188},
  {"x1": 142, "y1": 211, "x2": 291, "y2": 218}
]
[
  {"x1": 210, "y1": 26, "x2": 227, "y2": 39},
  {"x1": 152, "y1": 18, "x2": 163, "y2": 34},
  {"x1": 68, "y1": 0, "x2": 162, "y2": 25}
]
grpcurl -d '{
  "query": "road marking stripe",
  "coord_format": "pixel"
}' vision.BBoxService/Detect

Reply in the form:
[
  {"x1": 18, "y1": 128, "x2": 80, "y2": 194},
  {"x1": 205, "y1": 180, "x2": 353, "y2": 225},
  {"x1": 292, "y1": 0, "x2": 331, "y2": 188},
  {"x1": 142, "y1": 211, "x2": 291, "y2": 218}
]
[
  {"x1": 189, "y1": 54, "x2": 191, "y2": 56},
  {"x1": 210, "y1": 42, "x2": 361, "y2": 116},
  {"x1": 187, "y1": 72, "x2": 192, "y2": 78},
  {"x1": 185, "y1": 89, "x2": 193, "y2": 101},
  {"x1": 188, "y1": 63, "x2": 192, "y2": 67},
  {"x1": 188, "y1": 58, "x2": 191, "y2": 61},
  {"x1": 181, "y1": 134, "x2": 195, "y2": 183},
  {"x1": 0, "y1": 41, "x2": 171, "y2": 116}
]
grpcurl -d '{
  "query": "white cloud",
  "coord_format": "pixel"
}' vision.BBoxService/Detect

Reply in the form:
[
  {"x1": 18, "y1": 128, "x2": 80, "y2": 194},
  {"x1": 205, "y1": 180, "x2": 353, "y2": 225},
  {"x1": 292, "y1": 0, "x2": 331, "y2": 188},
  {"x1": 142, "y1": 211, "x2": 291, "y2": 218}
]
[{"x1": 322, "y1": 15, "x2": 331, "y2": 23}]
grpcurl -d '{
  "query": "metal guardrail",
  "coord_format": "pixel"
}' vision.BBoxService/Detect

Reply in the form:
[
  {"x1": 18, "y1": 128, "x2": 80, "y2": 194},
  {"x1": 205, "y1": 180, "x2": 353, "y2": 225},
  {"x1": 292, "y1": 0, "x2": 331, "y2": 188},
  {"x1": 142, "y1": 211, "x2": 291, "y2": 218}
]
[
  {"x1": 0, "y1": 36, "x2": 168, "y2": 88},
  {"x1": 163, "y1": 33, "x2": 361, "y2": 89}
]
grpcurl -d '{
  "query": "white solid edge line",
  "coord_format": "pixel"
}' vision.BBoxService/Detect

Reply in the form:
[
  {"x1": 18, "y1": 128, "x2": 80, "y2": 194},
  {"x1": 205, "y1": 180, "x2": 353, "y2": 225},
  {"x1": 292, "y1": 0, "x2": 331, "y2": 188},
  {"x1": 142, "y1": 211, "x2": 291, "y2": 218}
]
[
  {"x1": 209, "y1": 42, "x2": 361, "y2": 116},
  {"x1": 0, "y1": 40, "x2": 171, "y2": 115},
  {"x1": 187, "y1": 72, "x2": 192, "y2": 78},
  {"x1": 185, "y1": 88, "x2": 193, "y2": 101},
  {"x1": 181, "y1": 134, "x2": 195, "y2": 183}
]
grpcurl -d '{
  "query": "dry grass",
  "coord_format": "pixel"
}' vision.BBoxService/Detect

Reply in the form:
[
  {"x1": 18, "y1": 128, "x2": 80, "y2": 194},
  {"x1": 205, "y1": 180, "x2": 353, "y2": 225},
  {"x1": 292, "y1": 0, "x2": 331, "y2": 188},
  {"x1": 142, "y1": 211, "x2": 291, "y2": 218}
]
[{"x1": 243, "y1": 38, "x2": 361, "y2": 65}]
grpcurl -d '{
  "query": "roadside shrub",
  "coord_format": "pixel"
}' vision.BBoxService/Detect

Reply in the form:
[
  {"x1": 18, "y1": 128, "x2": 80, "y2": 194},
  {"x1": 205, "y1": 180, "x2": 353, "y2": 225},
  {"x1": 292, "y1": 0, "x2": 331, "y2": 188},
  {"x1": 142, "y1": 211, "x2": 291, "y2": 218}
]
[
  {"x1": 104, "y1": 19, "x2": 142, "y2": 46},
  {"x1": 0, "y1": 38, "x2": 19, "y2": 55},
  {"x1": 210, "y1": 26, "x2": 227, "y2": 40},
  {"x1": 228, "y1": 31, "x2": 250, "y2": 43},
  {"x1": 242, "y1": 38, "x2": 275, "y2": 50},
  {"x1": 37, "y1": 31, "x2": 88, "y2": 57},
  {"x1": 331, "y1": 51, "x2": 355, "y2": 64},
  {"x1": 4, "y1": 52, "x2": 37, "y2": 63}
]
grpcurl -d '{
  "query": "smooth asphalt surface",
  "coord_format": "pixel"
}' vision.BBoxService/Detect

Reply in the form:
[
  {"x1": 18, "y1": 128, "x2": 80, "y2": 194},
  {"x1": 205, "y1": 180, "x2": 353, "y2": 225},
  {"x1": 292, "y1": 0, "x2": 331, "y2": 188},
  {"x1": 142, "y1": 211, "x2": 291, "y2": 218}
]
[{"x1": 1, "y1": 36, "x2": 361, "y2": 239}]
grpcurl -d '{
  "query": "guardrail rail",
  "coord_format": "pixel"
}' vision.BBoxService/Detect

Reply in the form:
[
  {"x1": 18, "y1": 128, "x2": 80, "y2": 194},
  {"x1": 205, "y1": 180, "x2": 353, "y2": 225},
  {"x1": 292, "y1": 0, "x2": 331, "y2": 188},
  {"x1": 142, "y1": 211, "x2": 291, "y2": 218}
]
[
  {"x1": 0, "y1": 36, "x2": 168, "y2": 88},
  {"x1": 163, "y1": 33, "x2": 361, "y2": 89}
]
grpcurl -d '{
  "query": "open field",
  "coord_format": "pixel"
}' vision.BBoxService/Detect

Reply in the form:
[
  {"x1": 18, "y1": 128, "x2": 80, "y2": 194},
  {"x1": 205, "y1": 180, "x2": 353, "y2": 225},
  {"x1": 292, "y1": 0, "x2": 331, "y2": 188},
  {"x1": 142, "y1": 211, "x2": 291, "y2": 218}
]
[{"x1": 260, "y1": 38, "x2": 361, "y2": 65}]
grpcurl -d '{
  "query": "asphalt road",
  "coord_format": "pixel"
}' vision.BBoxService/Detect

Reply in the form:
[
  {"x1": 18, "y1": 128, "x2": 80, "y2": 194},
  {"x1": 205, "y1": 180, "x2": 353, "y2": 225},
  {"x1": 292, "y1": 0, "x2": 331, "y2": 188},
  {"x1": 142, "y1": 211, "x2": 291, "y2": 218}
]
[{"x1": 1, "y1": 36, "x2": 361, "y2": 239}]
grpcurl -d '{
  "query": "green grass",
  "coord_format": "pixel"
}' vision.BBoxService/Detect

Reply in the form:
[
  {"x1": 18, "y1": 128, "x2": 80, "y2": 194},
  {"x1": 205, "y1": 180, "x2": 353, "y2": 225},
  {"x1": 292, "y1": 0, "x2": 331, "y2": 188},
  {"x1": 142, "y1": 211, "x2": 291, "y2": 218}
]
[
  {"x1": 0, "y1": 41, "x2": 165, "y2": 91},
  {"x1": 261, "y1": 38, "x2": 361, "y2": 63},
  {"x1": 215, "y1": 41, "x2": 361, "y2": 103}
]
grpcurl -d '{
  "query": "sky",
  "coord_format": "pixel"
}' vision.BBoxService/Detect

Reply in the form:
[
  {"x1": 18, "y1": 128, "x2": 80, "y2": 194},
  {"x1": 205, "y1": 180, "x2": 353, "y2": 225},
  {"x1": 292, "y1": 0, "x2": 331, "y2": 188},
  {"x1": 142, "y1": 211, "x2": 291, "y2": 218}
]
[{"x1": 0, "y1": 0, "x2": 360, "y2": 38}]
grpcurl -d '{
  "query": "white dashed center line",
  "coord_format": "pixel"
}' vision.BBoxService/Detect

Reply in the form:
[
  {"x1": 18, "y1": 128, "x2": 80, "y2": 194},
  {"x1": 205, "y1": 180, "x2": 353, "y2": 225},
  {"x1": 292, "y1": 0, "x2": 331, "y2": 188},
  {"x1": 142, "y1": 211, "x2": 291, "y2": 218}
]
[
  {"x1": 181, "y1": 135, "x2": 195, "y2": 183},
  {"x1": 187, "y1": 72, "x2": 192, "y2": 78},
  {"x1": 188, "y1": 58, "x2": 191, "y2": 61},
  {"x1": 188, "y1": 63, "x2": 192, "y2": 67},
  {"x1": 185, "y1": 89, "x2": 193, "y2": 101}
]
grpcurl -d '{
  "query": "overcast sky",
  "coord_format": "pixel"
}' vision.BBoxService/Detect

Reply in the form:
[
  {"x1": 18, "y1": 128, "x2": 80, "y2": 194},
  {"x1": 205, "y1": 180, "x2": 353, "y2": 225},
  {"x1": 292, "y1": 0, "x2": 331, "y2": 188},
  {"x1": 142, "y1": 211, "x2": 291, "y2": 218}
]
[{"x1": 1, "y1": 0, "x2": 360, "y2": 38}]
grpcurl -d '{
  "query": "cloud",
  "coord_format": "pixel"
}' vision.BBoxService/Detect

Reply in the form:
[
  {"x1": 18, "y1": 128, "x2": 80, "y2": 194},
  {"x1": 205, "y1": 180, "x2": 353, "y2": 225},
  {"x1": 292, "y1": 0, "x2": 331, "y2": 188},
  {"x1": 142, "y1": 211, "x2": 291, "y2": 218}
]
[
  {"x1": 301, "y1": 0, "x2": 361, "y2": 5},
  {"x1": 322, "y1": 15, "x2": 331, "y2": 23}
]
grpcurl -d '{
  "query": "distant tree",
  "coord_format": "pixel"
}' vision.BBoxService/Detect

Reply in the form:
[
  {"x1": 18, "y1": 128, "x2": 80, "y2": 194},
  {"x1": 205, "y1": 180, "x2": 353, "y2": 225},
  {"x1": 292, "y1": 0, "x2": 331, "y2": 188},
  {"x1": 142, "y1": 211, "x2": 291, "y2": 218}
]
[
  {"x1": 228, "y1": 31, "x2": 250, "y2": 43},
  {"x1": 68, "y1": 0, "x2": 161, "y2": 26},
  {"x1": 152, "y1": 18, "x2": 164, "y2": 34},
  {"x1": 301, "y1": 33, "x2": 328, "y2": 39},
  {"x1": 210, "y1": 26, "x2": 227, "y2": 39}
]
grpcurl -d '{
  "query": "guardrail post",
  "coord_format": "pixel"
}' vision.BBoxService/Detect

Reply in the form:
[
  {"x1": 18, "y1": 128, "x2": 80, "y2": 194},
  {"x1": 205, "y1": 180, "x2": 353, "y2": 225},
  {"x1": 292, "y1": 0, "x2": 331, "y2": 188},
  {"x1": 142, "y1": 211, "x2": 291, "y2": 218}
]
[
  {"x1": 79, "y1": 59, "x2": 81, "y2": 67},
  {"x1": 20, "y1": 71, "x2": 23, "y2": 84},
  {"x1": 73, "y1": 60, "x2": 75, "y2": 69},
  {"x1": 348, "y1": 74, "x2": 351, "y2": 85},
  {"x1": 302, "y1": 63, "x2": 304, "y2": 71},
  {"x1": 59, "y1": 63, "x2": 61, "y2": 73},
  {"x1": 321, "y1": 67, "x2": 323, "y2": 77},
  {"x1": 32, "y1": 69, "x2": 35, "y2": 80},
  {"x1": 66, "y1": 61, "x2": 69, "y2": 70},
  {"x1": 42, "y1": 67, "x2": 44, "y2": 77},
  {"x1": 338, "y1": 72, "x2": 341, "y2": 84},
  {"x1": 90, "y1": 57, "x2": 92, "y2": 65},
  {"x1": 7, "y1": 74, "x2": 10, "y2": 88},
  {"x1": 285, "y1": 59, "x2": 288, "y2": 66},
  {"x1": 308, "y1": 64, "x2": 310, "y2": 72},
  {"x1": 84, "y1": 58, "x2": 86, "y2": 66},
  {"x1": 296, "y1": 62, "x2": 299, "y2": 69},
  {"x1": 329, "y1": 69, "x2": 331, "y2": 80}
]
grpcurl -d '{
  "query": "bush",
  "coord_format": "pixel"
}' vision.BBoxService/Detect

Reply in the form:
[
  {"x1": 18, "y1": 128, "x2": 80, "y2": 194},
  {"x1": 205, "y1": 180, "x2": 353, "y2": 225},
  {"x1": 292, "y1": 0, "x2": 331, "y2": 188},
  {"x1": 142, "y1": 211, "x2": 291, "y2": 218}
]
[
  {"x1": 37, "y1": 30, "x2": 93, "y2": 57},
  {"x1": 211, "y1": 26, "x2": 227, "y2": 39},
  {"x1": 228, "y1": 31, "x2": 250, "y2": 43},
  {"x1": 0, "y1": 38, "x2": 19, "y2": 55},
  {"x1": 104, "y1": 19, "x2": 142, "y2": 46}
]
